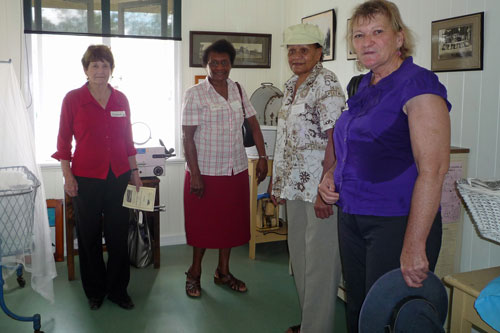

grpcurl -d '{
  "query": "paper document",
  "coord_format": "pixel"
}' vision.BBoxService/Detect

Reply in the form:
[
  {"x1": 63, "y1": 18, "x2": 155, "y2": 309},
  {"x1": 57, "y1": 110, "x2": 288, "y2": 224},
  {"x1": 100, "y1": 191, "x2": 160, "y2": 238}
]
[
  {"x1": 469, "y1": 178, "x2": 500, "y2": 191},
  {"x1": 122, "y1": 185, "x2": 156, "y2": 212}
]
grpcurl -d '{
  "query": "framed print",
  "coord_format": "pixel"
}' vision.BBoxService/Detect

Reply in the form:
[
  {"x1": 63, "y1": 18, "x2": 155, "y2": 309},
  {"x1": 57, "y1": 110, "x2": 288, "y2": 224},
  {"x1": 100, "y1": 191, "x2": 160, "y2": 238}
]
[
  {"x1": 189, "y1": 31, "x2": 272, "y2": 68},
  {"x1": 302, "y1": 9, "x2": 336, "y2": 61},
  {"x1": 431, "y1": 12, "x2": 484, "y2": 72},
  {"x1": 346, "y1": 19, "x2": 357, "y2": 60},
  {"x1": 194, "y1": 75, "x2": 206, "y2": 84}
]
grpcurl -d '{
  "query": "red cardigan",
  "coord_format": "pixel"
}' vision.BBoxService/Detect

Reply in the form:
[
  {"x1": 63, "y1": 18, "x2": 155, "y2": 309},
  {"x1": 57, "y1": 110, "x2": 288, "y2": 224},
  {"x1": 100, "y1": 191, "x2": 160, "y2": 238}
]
[{"x1": 52, "y1": 83, "x2": 136, "y2": 179}]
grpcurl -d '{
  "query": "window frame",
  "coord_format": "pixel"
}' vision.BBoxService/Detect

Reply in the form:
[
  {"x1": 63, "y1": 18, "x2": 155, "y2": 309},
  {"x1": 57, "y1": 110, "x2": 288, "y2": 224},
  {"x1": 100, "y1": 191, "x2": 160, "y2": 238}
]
[{"x1": 23, "y1": 0, "x2": 182, "y2": 41}]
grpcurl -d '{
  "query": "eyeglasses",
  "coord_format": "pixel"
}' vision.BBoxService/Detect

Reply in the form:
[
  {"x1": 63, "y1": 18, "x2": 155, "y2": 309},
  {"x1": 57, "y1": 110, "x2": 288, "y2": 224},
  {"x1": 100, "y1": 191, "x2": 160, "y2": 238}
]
[{"x1": 208, "y1": 60, "x2": 230, "y2": 68}]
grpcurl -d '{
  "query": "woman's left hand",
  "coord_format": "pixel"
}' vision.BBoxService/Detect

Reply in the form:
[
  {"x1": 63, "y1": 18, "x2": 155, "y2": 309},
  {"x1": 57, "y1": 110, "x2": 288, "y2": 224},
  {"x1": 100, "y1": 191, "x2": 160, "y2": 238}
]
[
  {"x1": 400, "y1": 243, "x2": 429, "y2": 288},
  {"x1": 256, "y1": 158, "x2": 268, "y2": 184},
  {"x1": 130, "y1": 171, "x2": 143, "y2": 191}
]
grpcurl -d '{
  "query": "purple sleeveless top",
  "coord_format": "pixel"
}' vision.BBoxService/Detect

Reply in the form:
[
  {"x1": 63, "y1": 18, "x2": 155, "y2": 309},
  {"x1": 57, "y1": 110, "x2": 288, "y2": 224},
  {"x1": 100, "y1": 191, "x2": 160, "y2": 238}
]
[{"x1": 334, "y1": 57, "x2": 451, "y2": 216}]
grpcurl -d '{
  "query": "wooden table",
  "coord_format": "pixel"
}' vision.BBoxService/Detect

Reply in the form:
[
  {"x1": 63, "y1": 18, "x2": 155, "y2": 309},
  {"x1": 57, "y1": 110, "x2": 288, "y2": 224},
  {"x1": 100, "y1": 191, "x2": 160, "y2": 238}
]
[
  {"x1": 443, "y1": 266, "x2": 500, "y2": 333},
  {"x1": 65, "y1": 177, "x2": 161, "y2": 281},
  {"x1": 248, "y1": 158, "x2": 287, "y2": 259}
]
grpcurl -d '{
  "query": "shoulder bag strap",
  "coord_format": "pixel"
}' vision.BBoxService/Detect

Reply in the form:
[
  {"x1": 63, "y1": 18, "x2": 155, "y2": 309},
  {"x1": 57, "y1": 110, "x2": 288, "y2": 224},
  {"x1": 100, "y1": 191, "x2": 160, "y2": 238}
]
[
  {"x1": 347, "y1": 74, "x2": 365, "y2": 99},
  {"x1": 235, "y1": 82, "x2": 246, "y2": 117}
]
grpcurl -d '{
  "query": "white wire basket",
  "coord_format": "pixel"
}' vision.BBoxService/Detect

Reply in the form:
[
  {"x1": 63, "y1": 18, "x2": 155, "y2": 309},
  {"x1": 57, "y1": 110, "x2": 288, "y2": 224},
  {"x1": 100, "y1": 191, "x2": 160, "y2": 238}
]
[
  {"x1": 456, "y1": 178, "x2": 500, "y2": 243},
  {"x1": 0, "y1": 166, "x2": 40, "y2": 261}
]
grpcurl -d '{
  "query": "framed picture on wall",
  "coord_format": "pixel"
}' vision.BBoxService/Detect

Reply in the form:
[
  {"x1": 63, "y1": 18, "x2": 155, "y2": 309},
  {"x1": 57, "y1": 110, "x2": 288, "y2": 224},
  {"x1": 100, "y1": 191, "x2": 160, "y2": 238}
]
[
  {"x1": 189, "y1": 31, "x2": 272, "y2": 68},
  {"x1": 194, "y1": 75, "x2": 206, "y2": 84},
  {"x1": 431, "y1": 12, "x2": 484, "y2": 72},
  {"x1": 346, "y1": 19, "x2": 357, "y2": 60},
  {"x1": 302, "y1": 9, "x2": 336, "y2": 61}
]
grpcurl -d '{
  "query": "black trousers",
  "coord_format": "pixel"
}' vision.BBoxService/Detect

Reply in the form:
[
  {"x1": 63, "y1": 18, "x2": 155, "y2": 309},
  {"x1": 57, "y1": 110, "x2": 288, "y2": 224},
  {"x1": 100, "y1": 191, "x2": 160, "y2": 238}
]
[
  {"x1": 73, "y1": 169, "x2": 131, "y2": 301},
  {"x1": 338, "y1": 208, "x2": 442, "y2": 333}
]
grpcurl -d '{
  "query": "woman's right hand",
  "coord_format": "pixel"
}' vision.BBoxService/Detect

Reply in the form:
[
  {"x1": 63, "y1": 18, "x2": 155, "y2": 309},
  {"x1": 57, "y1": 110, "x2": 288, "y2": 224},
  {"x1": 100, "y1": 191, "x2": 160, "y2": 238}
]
[
  {"x1": 318, "y1": 175, "x2": 339, "y2": 204},
  {"x1": 64, "y1": 173, "x2": 78, "y2": 197},
  {"x1": 190, "y1": 172, "x2": 205, "y2": 198},
  {"x1": 267, "y1": 176, "x2": 285, "y2": 206}
]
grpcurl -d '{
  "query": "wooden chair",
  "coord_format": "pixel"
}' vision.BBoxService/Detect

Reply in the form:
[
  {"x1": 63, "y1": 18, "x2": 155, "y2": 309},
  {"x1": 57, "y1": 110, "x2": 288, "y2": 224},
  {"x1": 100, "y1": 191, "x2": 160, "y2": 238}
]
[{"x1": 46, "y1": 199, "x2": 64, "y2": 262}]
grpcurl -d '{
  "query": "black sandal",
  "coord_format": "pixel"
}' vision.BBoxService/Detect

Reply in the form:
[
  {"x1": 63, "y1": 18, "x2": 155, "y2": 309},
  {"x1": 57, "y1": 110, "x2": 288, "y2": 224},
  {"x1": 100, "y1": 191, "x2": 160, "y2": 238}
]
[
  {"x1": 214, "y1": 268, "x2": 247, "y2": 293},
  {"x1": 185, "y1": 270, "x2": 201, "y2": 297}
]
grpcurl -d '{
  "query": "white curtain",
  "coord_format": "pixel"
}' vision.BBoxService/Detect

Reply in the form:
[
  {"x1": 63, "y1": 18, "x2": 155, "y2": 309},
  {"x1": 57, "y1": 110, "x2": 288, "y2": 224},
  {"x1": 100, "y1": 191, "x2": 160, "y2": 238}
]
[{"x1": 0, "y1": 61, "x2": 56, "y2": 303}]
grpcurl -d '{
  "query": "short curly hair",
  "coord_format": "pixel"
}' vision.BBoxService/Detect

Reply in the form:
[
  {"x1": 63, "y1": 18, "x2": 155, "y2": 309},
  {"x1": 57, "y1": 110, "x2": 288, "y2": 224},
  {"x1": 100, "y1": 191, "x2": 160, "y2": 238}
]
[
  {"x1": 81, "y1": 45, "x2": 115, "y2": 71},
  {"x1": 201, "y1": 39, "x2": 236, "y2": 67},
  {"x1": 347, "y1": 0, "x2": 415, "y2": 67}
]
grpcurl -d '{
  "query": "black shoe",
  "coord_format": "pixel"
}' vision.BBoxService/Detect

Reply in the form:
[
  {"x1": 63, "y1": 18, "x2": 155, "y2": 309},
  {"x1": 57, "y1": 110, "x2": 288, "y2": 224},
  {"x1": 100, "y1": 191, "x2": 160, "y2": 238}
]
[
  {"x1": 88, "y1": 297, "x2": 104, "y2": 310},
  {"x1": 108, "y1": 295, "x2": 135, "y2": 310}
]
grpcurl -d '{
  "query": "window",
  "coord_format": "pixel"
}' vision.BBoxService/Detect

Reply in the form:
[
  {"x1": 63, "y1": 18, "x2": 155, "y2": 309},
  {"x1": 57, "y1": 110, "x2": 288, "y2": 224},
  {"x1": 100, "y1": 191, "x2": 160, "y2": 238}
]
[
  {"x1": 24, "y1": 0, "x2": 181, "y2": 40},
  {"x1": 30, "y1": 34, "x2": 179, "y2": 163},
  {"x1": 24, "y1": 0, "x2": 182, "y2": 163}
]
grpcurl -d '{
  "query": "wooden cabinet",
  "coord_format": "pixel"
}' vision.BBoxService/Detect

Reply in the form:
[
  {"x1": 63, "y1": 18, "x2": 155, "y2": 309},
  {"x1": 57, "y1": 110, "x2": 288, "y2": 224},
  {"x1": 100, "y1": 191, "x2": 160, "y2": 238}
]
[
  {"x1": 444, "y1": 266, "x2": 500, "y2": 333},
  {"x1": 247, "y1": 158, "x2": 287, "y2": 259}
]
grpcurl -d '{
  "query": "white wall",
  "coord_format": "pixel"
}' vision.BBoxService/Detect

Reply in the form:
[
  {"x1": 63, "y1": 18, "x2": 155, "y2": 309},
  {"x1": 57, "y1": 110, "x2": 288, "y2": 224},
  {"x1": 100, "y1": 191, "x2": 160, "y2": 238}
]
[
  {"x1": 285, "y1": 0, "x2": 500, "y2": 273},
  {"x1": 1, "y1": 0, "x2": 286, "y2": 247},
  {"x1": 0, "y1": 1, "x2": 23, "y2": 84},
  {"x1": 2, "y1": 0, "x2": 500, "y2": 272},
  {"x1": 181, "y1": 0, "x2": 286, "y2": 98}
]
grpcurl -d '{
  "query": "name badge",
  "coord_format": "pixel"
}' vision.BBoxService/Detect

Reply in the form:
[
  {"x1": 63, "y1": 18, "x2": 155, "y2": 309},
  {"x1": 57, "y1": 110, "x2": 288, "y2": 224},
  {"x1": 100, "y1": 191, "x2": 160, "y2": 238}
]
[
  {"x1": 230, "y1": 100, "x2": 242, "y2": 111},
  {"x1": 110, "y1": 111, "x2": 126, "y2": 117},
  {"x1": 209, "y1": 103, "x2": 224, "y2": 111},
  {"x1": 291, "y1": 103, "x2": 305, "y2": 114}
]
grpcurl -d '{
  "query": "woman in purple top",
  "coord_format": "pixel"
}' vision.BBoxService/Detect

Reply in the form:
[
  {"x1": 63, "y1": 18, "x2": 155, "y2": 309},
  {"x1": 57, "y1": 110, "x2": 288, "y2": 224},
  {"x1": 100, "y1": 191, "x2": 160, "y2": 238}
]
[{"x1": 318, "y1": 1, "x2": 451, "y2": 332}]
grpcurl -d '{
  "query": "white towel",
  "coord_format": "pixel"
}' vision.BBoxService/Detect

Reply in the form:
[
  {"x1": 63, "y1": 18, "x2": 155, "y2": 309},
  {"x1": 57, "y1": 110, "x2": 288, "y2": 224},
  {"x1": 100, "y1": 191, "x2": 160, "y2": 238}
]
[{"x1": 0, "y1": 170, "x2": 33, "y2": 190}]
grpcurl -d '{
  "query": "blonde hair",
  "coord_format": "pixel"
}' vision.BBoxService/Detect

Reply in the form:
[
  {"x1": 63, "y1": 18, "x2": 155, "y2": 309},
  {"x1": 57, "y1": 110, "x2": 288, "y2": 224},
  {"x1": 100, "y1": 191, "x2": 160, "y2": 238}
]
[{"x1": 347, "y1": 0, "x2": 415, "y2": 69}]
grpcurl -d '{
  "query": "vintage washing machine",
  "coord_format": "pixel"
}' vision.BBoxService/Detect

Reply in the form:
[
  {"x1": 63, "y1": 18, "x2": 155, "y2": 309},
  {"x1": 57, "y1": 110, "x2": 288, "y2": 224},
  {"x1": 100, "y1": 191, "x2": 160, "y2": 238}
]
[{"x1": 246, "y1": 82, "x2": 283, "y2": 159}]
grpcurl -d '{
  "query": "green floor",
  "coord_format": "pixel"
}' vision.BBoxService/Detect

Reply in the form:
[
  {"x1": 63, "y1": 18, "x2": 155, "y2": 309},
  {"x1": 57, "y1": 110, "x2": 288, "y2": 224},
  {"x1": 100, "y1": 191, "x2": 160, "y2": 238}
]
[{"x1": 1, "y1": 241, "x2": 347, "y2": 333}]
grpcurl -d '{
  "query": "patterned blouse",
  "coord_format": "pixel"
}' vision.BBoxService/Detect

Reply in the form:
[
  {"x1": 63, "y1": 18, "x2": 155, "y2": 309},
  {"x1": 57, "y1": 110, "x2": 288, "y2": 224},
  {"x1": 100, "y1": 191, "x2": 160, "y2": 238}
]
[
  {"x1": 272, "y1": 63, "x2": 345, "y2": 203},
  {"x1": 181, "y1": 78, "x2": 256, "y2": 176}
]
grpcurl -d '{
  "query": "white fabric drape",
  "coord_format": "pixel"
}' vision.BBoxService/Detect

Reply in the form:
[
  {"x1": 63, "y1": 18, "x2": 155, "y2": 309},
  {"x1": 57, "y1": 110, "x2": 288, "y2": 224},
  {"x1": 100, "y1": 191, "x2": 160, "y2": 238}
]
[{"x1": 0, "y1": 61, "x2": 56, "y2": 302}]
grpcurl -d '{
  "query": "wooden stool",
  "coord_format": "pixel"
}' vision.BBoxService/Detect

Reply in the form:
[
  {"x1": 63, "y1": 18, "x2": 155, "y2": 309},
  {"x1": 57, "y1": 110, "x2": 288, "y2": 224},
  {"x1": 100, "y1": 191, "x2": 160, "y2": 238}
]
[{"x1": 443, "y1": 266, "x2": 500, "y2": 332}]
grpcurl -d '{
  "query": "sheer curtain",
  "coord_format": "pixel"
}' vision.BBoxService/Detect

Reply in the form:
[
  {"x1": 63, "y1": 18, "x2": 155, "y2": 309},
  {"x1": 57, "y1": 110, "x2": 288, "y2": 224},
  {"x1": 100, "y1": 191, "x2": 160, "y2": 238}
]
[{"x1": 0, "y1": 61, "x2": 56, "y2": 303}]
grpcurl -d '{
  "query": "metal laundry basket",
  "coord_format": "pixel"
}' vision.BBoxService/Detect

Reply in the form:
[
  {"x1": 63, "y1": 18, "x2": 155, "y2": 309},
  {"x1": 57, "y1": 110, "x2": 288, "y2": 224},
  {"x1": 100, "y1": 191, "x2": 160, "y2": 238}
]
[
  {"x1": 456, "y1": 178, "x2": 500, "y2": 243},
  {"x1": 0, "y1": 165, "x2": 43, "y2": 333}
]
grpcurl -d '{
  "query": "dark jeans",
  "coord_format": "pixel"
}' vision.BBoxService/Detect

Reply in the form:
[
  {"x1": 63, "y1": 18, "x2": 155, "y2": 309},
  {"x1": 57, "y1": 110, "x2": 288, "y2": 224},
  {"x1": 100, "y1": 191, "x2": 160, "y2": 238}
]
[
  {"x1": 73, "y1": 169, "x2": 131, "y2": 301},
  {"x1": 338, "y1": 208, "x2": 442, "y2": 333}
]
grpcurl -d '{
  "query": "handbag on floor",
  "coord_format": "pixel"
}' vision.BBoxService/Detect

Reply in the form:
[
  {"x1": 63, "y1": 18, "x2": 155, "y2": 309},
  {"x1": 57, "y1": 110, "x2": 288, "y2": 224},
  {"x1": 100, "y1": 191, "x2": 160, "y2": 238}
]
[{"x1": 128, "y1": 209, "x2": 153, "y2": 268}]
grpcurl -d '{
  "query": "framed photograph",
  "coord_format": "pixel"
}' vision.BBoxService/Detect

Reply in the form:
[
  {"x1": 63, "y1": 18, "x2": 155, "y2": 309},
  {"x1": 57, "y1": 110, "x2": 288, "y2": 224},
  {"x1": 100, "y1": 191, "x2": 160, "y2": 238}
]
[
  {"x1": 431, "y1": 12, "x2": 484, "y2": 72},
  {"x1": 189, "y1": 31, "x2": 272, "y2": 68},
  {"x1": 302, "y1": 9, "x2": 336, "y2": 61},
  {"x1": 346, "y1": 19, "x2": 357, "y2": 60}
]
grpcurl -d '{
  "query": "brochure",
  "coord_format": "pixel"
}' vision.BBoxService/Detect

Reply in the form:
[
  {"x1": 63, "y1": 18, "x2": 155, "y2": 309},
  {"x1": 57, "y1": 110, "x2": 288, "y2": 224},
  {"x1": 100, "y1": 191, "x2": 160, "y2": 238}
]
[{"x1": 122, "y1": 185, "x2": 156, "y2": 212}]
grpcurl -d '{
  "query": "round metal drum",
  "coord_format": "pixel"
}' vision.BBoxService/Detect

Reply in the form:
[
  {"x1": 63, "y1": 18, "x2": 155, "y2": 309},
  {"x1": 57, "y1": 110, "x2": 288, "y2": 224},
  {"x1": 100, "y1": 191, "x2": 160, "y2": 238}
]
[{"x1": 249, "y1": 82, "x2": 283, "y2": 126}]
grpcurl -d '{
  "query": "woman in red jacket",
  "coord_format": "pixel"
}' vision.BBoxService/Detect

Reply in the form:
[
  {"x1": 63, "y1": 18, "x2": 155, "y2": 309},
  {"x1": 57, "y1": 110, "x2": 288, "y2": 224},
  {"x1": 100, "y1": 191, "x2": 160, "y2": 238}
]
[{"x1": 52, "y1": 45, "x2": 142, "y2": 311}]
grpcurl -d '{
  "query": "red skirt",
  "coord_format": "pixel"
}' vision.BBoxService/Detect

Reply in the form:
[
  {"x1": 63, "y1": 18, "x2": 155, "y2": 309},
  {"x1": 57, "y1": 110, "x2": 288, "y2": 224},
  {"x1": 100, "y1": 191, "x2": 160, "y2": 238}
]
[{"x1": 184, "y1": 170, "x2": 250, "y2": 248}]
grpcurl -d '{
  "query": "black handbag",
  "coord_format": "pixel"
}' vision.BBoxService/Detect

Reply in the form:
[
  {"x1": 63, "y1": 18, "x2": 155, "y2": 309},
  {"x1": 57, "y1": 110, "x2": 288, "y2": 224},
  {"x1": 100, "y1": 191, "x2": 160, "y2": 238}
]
[
  {"x1": 128, "y1": 209, "x2": 153, "y2": 268},
  {"x1": 236, "y1": 82, "x2": 255, "y2": 147}
]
